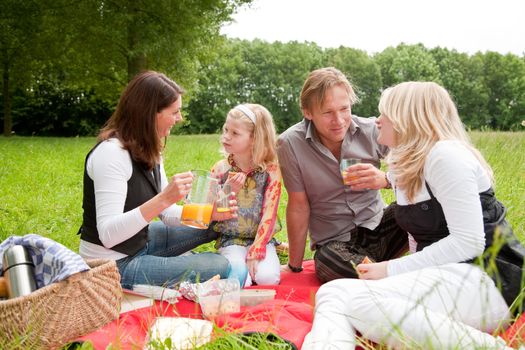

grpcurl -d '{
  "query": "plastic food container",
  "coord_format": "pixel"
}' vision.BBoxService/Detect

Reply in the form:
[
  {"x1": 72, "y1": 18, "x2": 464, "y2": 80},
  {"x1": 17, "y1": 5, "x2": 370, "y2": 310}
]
[
  {"x1": 240, "y1": 289, "x2": 276, "y2": 307},
  {"x1": 197, "y1": 278, "x2": 240, "y2": 319}
]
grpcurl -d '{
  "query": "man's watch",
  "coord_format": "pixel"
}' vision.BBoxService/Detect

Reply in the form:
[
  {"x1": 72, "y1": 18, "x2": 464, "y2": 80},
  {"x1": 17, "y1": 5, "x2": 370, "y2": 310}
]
[{"x1": 288, "y1": 263, "x2": 303, "y2": 273}]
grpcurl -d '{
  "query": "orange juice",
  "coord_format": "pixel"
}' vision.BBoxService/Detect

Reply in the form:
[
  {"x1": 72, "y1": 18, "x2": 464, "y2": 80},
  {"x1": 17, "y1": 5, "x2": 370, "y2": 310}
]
[
  {"x1": 341, "y1": 170, "x2": 348, "y2": 184},
  {"x1": 181, "y1": 203, "x2": 214, "y2": 229},
  {"x1": 341, "y1": 170, "x2": 359, "y2": 185}
]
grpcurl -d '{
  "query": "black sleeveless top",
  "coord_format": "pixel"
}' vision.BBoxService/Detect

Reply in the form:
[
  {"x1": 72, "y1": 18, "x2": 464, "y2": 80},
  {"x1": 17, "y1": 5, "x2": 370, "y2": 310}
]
[
  {"x1": 395, "y1": 183, "x2": 525, "y2": 314},
  {"x1": 78, "y1": 141, "x2": 161, "y2": 256}
]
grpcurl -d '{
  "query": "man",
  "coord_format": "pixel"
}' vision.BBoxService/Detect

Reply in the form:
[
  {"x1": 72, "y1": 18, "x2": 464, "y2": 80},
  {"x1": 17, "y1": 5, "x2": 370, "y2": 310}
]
[{"x1": 277, "y1": 67, "x2": 407, "y2": 282}]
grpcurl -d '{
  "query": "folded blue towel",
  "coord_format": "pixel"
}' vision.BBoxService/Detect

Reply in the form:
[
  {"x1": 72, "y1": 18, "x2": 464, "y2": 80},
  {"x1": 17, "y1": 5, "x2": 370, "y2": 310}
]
[{"x1": 0, "y1": 234, "x2": 90, "y2": 289}]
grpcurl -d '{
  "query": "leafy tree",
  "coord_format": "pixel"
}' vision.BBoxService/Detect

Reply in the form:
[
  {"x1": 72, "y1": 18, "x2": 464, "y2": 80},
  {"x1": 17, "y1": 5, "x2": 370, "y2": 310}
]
[
  {"x1": 429, "y1": 47, "x2": 490, "y2": 129},
  {"x1": 374, "y1": 43, "x2": 441, "y2": 88},
  {"x1": 1, "y1": 0, "x2": 48, "y2": 136},
  {"x1": 478, "y1": 52, "x2": 525, "y2": 130},
  {"x1": 1, "y1": 0, "x2": 253, "y2": 136},
  {"x1": 325, "y1": 47, "x2": 382, "y2": 117},
  {"x1": 60, "y1": 0, "x2": 253, "y2": 92},
  {"x1": 185, "y1": 39, "x2": 324, "y2": 134},
  {"x1": 238, "y1": 40, "x2": 325, "y2": 131},
  {"x1": 12, "y1": 80, "x2": 111, "y2": 136}
]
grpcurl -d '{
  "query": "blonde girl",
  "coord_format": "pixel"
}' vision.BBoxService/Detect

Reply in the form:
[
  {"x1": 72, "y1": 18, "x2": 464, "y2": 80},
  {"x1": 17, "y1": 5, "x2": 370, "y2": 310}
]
[{"x1": 210, "y1": 103, "x2": 282, "y2": 287}]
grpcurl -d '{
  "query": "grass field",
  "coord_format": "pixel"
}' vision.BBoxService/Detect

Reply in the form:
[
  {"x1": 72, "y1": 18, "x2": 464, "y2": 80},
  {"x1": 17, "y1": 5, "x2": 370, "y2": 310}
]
[
  {"x1": 0, "y1": 132, "x2": 524, "y2": 349},
  {"x1": 0, "y1": 132, "x2": 524, "y2": 254}
]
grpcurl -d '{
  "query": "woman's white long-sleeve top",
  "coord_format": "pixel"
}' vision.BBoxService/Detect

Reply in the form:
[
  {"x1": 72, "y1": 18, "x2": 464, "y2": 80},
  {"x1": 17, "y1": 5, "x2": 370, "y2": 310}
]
[
  {"x1": 79, "y1": 138, "x2": 182, "y2": 260},
  {"x1": 387, "y1": 140, "x2": 492, "y2": 276}
]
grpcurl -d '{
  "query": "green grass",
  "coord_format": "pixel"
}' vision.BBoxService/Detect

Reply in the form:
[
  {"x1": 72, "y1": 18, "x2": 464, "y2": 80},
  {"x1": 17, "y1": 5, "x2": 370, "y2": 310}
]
[
  {"x1": 0, "y1": 132, "x2": 524, "y2": 349},
  {"x1": 0, "y1": 132, "x2": 524, "y2": 253}
]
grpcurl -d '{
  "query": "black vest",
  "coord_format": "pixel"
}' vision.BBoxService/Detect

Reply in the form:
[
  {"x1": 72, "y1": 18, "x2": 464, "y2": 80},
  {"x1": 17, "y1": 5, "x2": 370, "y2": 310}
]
[
  {"x1": 395, "y1": 184, "x2": 525, "y2": 314},
  {"x1": 78, "y1": 142, "x2": 161, "y2": 255}
]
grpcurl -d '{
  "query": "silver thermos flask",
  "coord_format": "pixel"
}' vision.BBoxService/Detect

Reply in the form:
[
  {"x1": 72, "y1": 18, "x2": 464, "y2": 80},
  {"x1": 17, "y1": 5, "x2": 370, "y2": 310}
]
[{"x1": 2, "y1": 245, "x2": 37, "y2": 298}]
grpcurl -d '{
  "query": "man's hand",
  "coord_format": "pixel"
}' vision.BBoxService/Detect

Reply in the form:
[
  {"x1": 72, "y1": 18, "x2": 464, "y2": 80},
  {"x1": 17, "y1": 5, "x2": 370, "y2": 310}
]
[{"x1": 346, "y1": 164, "x2": 388, "y2": 191}]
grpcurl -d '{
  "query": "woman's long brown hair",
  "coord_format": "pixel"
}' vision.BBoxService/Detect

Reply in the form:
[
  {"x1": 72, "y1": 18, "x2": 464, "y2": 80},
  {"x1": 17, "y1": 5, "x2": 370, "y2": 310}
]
[{"x1": 98, "y1": 71, "x2": 184, "y2": 170}]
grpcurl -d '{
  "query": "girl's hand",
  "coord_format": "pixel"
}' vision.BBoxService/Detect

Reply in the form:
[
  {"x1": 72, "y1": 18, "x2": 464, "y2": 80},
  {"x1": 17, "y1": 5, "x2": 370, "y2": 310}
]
[
  {"x1": 211, "y1": 193, "x2": 238, "y2": 221},
  {"x1": 246, "y1": 258, "x2": 259, "y2": 281},
  {"x1": 162, "y1": 171, "x2": 193, "y2": 204},
  {"x1": 357, "y1": 261, "x2": 389, "y2": 280},
  {"x1": 226, "y1": 172, "x2": 246, "y2": 195}
]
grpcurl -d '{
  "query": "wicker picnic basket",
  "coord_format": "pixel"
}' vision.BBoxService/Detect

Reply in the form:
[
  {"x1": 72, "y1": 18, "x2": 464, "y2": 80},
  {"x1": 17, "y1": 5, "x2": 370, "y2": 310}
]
[{"x1": 0, "y1": 259, "x2": 122, "y2": 350}]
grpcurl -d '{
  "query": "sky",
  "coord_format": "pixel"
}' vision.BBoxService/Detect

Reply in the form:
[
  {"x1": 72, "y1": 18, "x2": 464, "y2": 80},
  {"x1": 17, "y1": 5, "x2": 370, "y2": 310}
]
[{"x1": 220, "y1": 0, "x2": 525, "y2": 56}]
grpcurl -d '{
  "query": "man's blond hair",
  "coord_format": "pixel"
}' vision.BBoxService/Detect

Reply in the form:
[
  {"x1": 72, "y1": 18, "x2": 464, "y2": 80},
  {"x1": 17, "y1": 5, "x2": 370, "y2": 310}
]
[{"x1": 300, "y1": 67, "x2": 359, "y2": 113}]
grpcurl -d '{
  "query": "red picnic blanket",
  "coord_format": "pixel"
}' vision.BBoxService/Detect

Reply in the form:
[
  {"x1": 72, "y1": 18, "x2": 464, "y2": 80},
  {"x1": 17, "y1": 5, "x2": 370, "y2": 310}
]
[
  {"x1": 77, "y1": 260, "x2": 525, "y2": 349},
  {"x1": 77, "y1": 260, "x2": 320, "y2": 349}
]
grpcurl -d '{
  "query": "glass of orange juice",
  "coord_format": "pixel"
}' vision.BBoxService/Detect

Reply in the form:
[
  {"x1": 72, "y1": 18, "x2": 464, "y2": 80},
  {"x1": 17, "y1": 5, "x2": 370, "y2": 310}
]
[
  {"x1": 181, "y1": 170, "x2": 218, "y2": 229},
  {"x1": 340, "y1": 158, "x2": 361, "y2": 186},
  {"x1": 216, "y1": 183, "x2": 231, "y2": 214}
]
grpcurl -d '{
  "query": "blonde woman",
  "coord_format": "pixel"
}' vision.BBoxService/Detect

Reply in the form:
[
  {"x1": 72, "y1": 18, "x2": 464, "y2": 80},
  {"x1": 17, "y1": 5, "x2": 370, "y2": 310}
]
[
  {"x1": 210, "y1": 104, "x2": 282, "y2": 287},
  {"x1": 303, "y1": 82, "x2": 524, "y2": 349}
]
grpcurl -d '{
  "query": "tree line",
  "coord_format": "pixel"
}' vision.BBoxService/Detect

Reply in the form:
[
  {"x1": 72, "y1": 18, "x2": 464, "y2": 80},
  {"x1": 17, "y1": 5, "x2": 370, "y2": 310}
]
[
  {"x1": 184, "y1": 40, "x2": 525, "y2": 134},
  {"x1": 2, "y1": 1, "x2": 524, "y2": 136}
]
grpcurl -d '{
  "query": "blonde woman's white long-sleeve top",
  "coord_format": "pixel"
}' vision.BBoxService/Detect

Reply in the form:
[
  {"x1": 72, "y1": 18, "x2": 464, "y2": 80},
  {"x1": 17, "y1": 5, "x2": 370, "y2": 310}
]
[{"x1": 387, "y1": 140, "x2": 492, "y2": 276}]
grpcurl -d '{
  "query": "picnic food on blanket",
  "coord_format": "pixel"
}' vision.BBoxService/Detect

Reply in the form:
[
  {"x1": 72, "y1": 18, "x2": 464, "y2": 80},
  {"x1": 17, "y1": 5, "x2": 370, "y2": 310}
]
[
  {"x1": 240, "y1": 289, "x2": 276, "y2": 307},
  {"x1": 196, "y1": 278, "x2": 240, "y2": 319},
  {"x1": 362, "y1": 256, "x2": 372, "y2": 264},
  {"x1": 200, "y1": 298, "x2": 240, "y2": 318},
  {"x1": 130, "y1": 284, "x2": 181, "y2": 303},
  {"x1": 178, "y1": 274, "x2": 221, "y2": 302},
  {"x1": 145, "y1": 317, "x2": 213, "y2": 350},
  {"x1": 350, "y1": 256, "x2": 373, "y2": 278}
]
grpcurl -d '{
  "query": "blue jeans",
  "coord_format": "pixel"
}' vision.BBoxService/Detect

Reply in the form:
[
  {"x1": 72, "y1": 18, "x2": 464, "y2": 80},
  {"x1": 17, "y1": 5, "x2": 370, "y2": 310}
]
[{"x1": 116, "y1": 221, "x2": 230, "y2": 289}]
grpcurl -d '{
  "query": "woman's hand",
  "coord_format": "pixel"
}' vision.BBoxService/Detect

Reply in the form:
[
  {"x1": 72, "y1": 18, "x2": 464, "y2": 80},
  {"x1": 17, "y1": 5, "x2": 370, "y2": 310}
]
[
  {"x1": 357, "y1": 261, "x2": 389, "y2": 280},
  {"x1": 226, "y1": 172, "x2": 247, "y2": 195},
  {"x1": 247, "y1": 258, "x2": 259, "y2": 281},
  {"x1": 161, "y1": 171, "x2": 193, "y2": 204},
  {"x1": 141, "y1": 171, "x2": 192, "y2": 222}
]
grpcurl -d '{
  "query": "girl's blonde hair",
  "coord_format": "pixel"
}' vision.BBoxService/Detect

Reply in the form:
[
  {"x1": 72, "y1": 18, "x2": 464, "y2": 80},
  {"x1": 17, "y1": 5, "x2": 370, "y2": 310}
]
[
  {"x1": 378, "y1": 81, "x2": 493, "y2": 202},
  {"x1": 224, "y1": 103, "x2": 278, "y2": 170}
]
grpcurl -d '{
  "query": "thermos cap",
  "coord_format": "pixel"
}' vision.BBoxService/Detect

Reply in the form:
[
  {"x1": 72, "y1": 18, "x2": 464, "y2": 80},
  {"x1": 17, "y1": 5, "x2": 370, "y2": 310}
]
[{"x1": 2, "y1": 245, "x2": 34, "y2": 273}]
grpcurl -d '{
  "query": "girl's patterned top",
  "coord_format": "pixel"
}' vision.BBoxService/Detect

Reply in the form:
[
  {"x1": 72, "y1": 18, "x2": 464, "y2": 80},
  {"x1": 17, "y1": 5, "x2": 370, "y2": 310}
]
[{"x1": 210, "y1": 155, "x2": 282, "y2": 260}]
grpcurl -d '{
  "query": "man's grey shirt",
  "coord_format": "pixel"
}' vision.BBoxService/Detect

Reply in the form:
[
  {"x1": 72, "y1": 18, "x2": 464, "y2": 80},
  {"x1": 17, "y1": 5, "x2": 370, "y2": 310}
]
[{"x1": 277, "y1": 116, "x2": 388, "y2": 248}]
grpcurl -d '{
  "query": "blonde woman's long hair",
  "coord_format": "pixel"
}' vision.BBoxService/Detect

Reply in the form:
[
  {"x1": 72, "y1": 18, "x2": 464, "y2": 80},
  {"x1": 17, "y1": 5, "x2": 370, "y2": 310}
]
[
  {"x1": 379, "y1": 81, "x2": 493, "y2": 202},
  {"x1": 223, "y1": 103, "x2": 278, "y2": 171}
]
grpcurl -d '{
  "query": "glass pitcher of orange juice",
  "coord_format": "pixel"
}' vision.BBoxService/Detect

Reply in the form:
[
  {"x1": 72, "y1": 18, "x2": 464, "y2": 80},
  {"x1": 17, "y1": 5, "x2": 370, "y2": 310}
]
[{"x1": 181, "y1": 170, "x2": 218, "y2": 229}]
